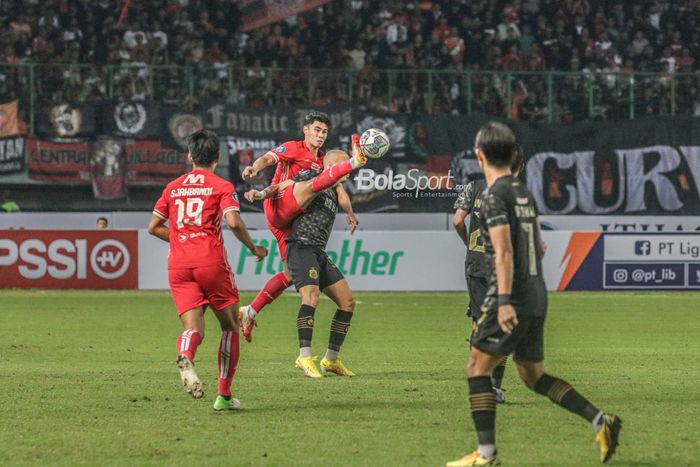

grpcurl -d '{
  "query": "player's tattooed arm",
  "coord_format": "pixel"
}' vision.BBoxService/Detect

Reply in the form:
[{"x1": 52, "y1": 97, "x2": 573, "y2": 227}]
[
  {"x1": 489, "y1": 223, "x2": 518, "y2": 333},
  {"x1": 336, "y1": 184, "x2": 359, "y2": 234},
  {"x1": 244, "y1": 180, "x2": 292, "y2": 202},
  {"x1": 242, "y1": 151, "x2": 277, "y2": 179},
  {"x1": 147, "y1": 214, "x2": 169, "y2": 242},
  {"x1": 452, "y1": 208, "x2": 469, "y2": 246},
  {"x1": 452, "y1": 183, "x2": 472, "y2": 246}
]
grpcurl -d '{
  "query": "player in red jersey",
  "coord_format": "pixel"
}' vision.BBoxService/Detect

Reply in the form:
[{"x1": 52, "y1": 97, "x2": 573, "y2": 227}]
[
  {"x1": 238, "y1": 111, "x2": 359, "y2": 342},
  {"x1": 147, "y1": 130, "x2": 267, "y2": 411}
]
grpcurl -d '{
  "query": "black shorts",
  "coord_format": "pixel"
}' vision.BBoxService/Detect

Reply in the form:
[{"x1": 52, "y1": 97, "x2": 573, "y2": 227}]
[
  {"x1": 467, "y1": 276, "x2": 488, "y2": 320},
  {"x1": 287, "y1": 242, "x2": 345, "y2": 291},
  {"x1": 471, "y1": 302, "x2": 545, "y2": 362}
]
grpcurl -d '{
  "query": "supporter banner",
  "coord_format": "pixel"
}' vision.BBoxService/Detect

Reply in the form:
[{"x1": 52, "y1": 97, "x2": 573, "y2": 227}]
[
  {"x1": 37, "y1": 102, "x2": 96, "y2": 140},
  {"x1": 425, "y1": 115, "x2": 700, "y2": 215},
  {"x1": 0, "y1": 100, "x2": 21, "y2": 137},
  {"x1": 164, "y1": 110, "x2": 204, "y2": 149},
  {"x1": 239, "y1": 0, "x2": 331, "y2": 32},
  {"x1": 103, "y1": 100, "x2": 161, "y2": 139},
  {"x1": 202, "y1": 102, "x2": 355, "y2": 144},
  {"x1": 0, "y1": 230, "x2": 138, "y2": 289},
  {"x1": 90, "y1": 136, "x2": 127, "y2": 199},
  {"x1": 0, "y1": 136, "x2": 25, "y2": 175},
  {"x1": 125, "y1": 140, "x2": 187, "y2": 184},
  {"x1": 27, "y1": 139, "x2": 90, "y2": 183}
]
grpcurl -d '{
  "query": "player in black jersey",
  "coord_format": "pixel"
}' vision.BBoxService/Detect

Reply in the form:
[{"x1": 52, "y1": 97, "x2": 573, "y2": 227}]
[
  {"x1": 246, "y1": 150, "x2": 360, "y2": 379},
  {"x1": 447, "y1": 122, "x2": 621, "y2": 467},
  {"x1": 453, "y1": 149, "x2": 523, "y2": 403}
]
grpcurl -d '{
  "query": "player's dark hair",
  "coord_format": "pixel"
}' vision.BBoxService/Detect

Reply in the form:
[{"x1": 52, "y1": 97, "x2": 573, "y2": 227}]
[
  {"x1": 97, "y1": 216, "x2": 108, "y2": 224},
  {"x1": 475, "y1": 122, "x2": 517, "y2": 168},
  {"x1": 186, "y1": 130, "x2": 219, "y2": 167},
  {"x1": 303, "y1": 111, "x2": 331, "y2": 130},
  {"x1": 511, "y1": 144, "x2": 525, "y2": 176}
]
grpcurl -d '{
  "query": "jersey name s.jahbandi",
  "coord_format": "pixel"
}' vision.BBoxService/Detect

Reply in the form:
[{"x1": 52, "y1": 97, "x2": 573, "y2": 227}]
[
  {"x1": 454, "y1": 179, "x2": 488, "y2": 278},
  {"x1": 286, "y1": 170, "x2": 338, "y2": 249},
  {"x1": 480, "y1": 175, "x2": 547, "y2": 316},
  {"x1": 269, "y1": 141, "x2": 325, "y2": 185},
  {"x1": 153, "y1": 168, "x2": 240, "y2": 269}
]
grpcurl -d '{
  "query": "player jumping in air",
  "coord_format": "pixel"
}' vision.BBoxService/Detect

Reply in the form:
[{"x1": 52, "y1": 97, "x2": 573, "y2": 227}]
[
  {"x1": 246, "y1": 148, "x2": 366, "y2": 377},
  {"x1": 148, "y1": 130, "x2": 267, "y2": 411},
  {"x1": 452, "y1": 148, "x2": 524, "y2": 404},
  {"x1": 446, "y1": 122, "x2": 621, "y2": 466},
  {"x1": 238, "y1": 111, "x2": 359, "y2": 342}
]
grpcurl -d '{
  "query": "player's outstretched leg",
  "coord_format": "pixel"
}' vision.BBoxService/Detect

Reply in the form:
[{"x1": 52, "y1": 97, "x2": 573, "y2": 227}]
[
  {"x1": 492, "y1": 356, "x2": 508, "y2": 403},
  {"x1": 213, "y1": 330, "x2": 241, "y2": 411},
  {"x1": 310, "y1": 136, "x2": 366, "y2": 193},
  {"x1": 526, "y1": 369, "x2": 622, "y2": 463},
  {"x1": 241, "y1": 271, "x2": 292, "y2": 342},
  {"x1": 176, "y1": 328, "x2": 204, "y2": 399},
  {"x1": 294, "y1": 303, "x2": 322, "y2": 378}
]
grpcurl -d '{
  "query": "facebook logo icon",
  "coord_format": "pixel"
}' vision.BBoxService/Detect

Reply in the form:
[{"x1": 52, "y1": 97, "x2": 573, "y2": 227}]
[{"x1": 635, "y1": 241, "x2": 651, "y2": 255}]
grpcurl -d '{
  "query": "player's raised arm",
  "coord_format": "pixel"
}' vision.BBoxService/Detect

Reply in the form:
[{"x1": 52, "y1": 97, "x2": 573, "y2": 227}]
[
  {"x1": 244, "y1": 180, "x2": 292, "y2": 202},
  {"x1": 336, "y1": 184, "x2": 359, "y2": 234},
  {"x1": 242, "y1": 151, "x2": 278, "y2": 180},
  {"x1": 452, "y1": 182, "x2": 474, "y2": 246},
  {"x1": 224, "y1": 210, "x2": 268, "y2": 262}
]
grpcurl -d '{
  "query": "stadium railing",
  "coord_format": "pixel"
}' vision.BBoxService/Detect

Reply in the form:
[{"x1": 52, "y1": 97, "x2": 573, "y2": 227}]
[{"x1": 0, "y1": 63, "x2": 697, "y2": 133}]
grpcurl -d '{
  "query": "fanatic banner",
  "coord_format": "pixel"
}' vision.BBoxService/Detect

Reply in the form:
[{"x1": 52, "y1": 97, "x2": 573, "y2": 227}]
[
  {"x1": 37, "y1": 102, "x2": 96, "y2": 140},
  {"x1": 0, "y1": 100, "x2": 21, "y2": 137},
  {"x1": 103, "y1": 100, "x2": 161, "y2": 139},
  {"x1": 126, "y1": 140, "x2": 187, "y2": 184},
  {"x1": 426, "y1": 115, "x2": 700, "y2": 215},
  {"x1": 27, "y1": 139, "x2": 90, "y2": 183},
  {"x1": 0, "y1": 136, "x2": 25, "y2": 175},
  {"x1": 90, "y1": 136, "x2": 127, "y2": 199}
]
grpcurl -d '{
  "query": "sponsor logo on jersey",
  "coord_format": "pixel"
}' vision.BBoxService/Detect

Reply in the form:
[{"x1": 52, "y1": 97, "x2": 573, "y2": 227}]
[
  {"x1": 183, "y1": 173, "x2": 205, "y2": 185},
  {"x1": 274, "y1": 145, "x2": 286, "y2": 154},
  {"x1": 232, "y1": 192, "x2": 239, "y2": 202}
]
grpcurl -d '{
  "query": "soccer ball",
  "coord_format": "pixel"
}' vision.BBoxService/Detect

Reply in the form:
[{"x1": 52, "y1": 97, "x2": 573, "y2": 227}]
[{"x1": 359, "y1": 128, "x2": 390, "y2": 159}]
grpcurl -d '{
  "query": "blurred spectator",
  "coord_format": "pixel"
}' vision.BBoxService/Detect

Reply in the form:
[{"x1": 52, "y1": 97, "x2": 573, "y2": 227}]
[
  {"x1": 1, "y1": 190, "x2": 20, "y2": 213},
  {"x1": 0, "y1": 0, "x2": 695, "y2": 120},
  {"x1": 96, "y1": 217, "x2": 109, "y2": 229}
]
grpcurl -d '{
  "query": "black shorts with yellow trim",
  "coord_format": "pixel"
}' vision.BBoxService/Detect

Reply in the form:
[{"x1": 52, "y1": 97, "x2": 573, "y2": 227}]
[
  {"x1": 471, "y1": 299, "x2": 546, "y2": 362},
  {"x1": 287, "y1": 242, "x2": 344, "y2": 291}
]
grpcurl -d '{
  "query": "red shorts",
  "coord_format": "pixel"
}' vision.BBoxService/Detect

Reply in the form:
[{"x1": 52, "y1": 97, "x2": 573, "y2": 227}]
[
  {"x1": 169, "y1": 263, "x2": 239, "y2": 315},
  {"x1": 264, "y1": 185, "x2": 303, "y2": 261}
]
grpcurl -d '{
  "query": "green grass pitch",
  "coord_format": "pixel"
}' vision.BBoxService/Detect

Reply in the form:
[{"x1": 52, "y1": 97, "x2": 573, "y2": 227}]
[{"x1": 2, "y1": 290, "x2": 699, "y2": 466}]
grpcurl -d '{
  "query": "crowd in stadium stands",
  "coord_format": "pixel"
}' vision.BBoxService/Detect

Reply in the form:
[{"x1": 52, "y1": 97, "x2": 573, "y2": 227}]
[{"x1": 1, "y1": 0, "x2": 699, "y2": 121}]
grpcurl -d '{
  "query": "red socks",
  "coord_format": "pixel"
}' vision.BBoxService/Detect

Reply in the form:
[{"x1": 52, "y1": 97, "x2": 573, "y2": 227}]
[
  {"x1": 177, "y1": 329, "x2": 202, "y2": 362},
  {"x1": 217, "y1": 331, "x2": 240, "y2": 397},
  {"x1": 251, "y1": 272, "x2": 292, "y2": 313},
  {"x1": 311, "y1": 159, "x2": 354, "y2": 192}
]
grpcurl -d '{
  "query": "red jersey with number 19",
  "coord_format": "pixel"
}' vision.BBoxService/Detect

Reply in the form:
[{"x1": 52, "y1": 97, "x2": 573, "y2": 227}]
[{"x1": 153, "y1": 168, "x2": 240, "y2": 270}]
